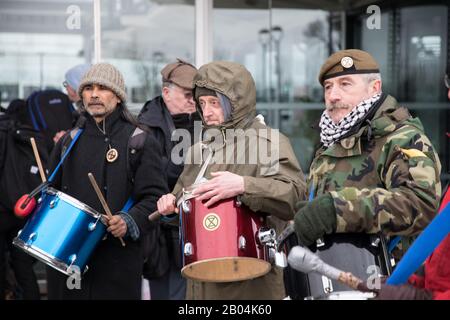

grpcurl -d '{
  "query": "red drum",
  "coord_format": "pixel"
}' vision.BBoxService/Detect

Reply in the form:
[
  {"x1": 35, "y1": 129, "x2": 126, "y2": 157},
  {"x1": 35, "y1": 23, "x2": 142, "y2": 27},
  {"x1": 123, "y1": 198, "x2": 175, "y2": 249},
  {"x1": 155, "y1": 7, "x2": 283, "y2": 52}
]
[{"x1": 179, "y1": 186, "x2": 271, "y2": 282}]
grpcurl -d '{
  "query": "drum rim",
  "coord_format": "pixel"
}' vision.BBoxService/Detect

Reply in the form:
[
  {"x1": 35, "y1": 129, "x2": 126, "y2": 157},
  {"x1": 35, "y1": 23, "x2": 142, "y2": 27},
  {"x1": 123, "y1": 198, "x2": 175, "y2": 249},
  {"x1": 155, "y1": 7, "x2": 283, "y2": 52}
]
[
  {"x1": 46, "y1": 187, "x2": 102, "y2": 219},
  {"x1": 181, "y1": 257, "x2": 271, "y2": 283},
  {"x1": 13, "y1": 237, "x2": 74, "y2": 276},
  {"x1": 305, "y1": 290, "x2": 376, "y2": 300}
]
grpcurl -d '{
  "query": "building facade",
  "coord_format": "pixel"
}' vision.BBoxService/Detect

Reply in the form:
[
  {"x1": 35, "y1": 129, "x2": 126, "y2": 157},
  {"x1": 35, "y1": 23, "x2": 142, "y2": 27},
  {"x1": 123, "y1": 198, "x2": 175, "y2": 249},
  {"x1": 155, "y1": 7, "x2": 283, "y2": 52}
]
[{"x1": 0, "y1": 0, "x2": 449, "y2": 181}]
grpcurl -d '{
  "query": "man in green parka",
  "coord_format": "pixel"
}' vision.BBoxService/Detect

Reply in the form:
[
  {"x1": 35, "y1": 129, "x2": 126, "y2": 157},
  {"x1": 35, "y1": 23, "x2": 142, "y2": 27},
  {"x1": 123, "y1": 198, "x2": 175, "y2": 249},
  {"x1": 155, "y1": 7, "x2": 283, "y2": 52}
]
[
  {"x1": 156, "y1": 61, "x2": 307, "y2": 299},
  {"x1": 292, "y1": 49, "x2": 441, "y2": 255}
]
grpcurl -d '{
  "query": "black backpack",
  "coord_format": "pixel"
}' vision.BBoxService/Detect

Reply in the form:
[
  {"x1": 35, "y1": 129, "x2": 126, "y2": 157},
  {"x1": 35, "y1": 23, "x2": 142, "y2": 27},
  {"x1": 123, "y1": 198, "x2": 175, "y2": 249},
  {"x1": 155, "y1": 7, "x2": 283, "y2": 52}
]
[
  {"x1": 27, "y1": 89, "x2": 76, "y2": 152},
  {"x1": 0, "y1": 116, "x2": 48, "y2": 211}
]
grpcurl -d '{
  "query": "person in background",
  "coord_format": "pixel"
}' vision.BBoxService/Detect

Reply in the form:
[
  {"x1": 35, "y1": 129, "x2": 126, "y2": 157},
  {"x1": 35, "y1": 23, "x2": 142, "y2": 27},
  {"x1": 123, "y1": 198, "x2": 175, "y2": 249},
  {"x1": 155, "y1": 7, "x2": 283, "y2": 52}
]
[
  {"x1": 53, "y1": 63, "x2": 91, "y2": 144},
  {"x1": 138, "y1": 58, "x2": 199, "y2": 300}
]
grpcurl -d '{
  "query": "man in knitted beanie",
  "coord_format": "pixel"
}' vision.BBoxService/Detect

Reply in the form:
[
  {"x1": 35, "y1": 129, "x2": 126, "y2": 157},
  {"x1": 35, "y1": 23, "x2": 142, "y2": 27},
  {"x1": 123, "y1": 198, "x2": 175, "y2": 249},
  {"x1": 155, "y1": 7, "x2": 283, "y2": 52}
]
[{"x1": 45, "y1": 63, "x2": 168, "y2": 300}]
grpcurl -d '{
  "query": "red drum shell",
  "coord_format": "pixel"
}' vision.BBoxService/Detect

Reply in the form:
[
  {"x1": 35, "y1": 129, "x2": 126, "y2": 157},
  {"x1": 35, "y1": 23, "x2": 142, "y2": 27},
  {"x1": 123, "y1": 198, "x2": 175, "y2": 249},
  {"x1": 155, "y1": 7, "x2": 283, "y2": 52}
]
[{"x1": 181, "y1": 197, "x2": 271, "y2": 282}]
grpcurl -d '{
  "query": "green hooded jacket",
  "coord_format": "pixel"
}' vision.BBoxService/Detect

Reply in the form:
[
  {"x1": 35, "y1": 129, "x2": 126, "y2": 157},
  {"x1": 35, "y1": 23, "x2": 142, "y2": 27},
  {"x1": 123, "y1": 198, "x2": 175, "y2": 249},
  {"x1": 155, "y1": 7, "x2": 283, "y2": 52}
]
[{"x1": 172, "y1": 61, "x2": 307, "y2": 299}]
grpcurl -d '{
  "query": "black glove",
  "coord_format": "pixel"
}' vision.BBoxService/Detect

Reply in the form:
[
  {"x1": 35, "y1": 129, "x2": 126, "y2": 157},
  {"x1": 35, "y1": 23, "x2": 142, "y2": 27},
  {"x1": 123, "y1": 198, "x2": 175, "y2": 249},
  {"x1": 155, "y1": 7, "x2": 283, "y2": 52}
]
[{"x1": 294, "y1": 193, "x2": 337, "y2": 246}]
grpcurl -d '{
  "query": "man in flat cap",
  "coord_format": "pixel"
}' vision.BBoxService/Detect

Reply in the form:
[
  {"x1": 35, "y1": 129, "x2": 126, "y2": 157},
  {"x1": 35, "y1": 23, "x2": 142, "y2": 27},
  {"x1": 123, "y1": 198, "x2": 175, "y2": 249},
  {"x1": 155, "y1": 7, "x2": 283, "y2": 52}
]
[
  {"x1": 138, "y1": 58, "x2": 200, "y2": 300},
  {"x1": 285, "y1": 49, "x2": 442, "y2": 298}
]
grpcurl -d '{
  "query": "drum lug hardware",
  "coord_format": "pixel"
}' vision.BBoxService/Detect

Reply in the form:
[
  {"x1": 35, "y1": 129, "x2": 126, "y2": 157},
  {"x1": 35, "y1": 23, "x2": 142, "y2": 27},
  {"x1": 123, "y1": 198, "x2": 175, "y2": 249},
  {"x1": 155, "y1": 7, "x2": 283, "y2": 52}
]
[
  {"x1": 238, "y1": 236, "x2": 246, "y2": 250},
  {"x1": 25, "y1": 232, "x2": 37, "y2": 246},
  {"x1": 88, "y1": 216, "x2": 102, "y2": 231},
  {"x1": 235, "y1": 197, "x2": 242, "y2": 207},
  {"x1": 88, "y1": 222, "x2": 97, "y2": 231},
  {"x1": 268, "y1": 247, "x2": 276, "y2": 261},
  {"x1": 67, "y1": 254, "x2": 77, "y2": 271},
  {"x1": 49, "y1": 197, "x2": 60, "y2": 209},
  {"x1": 370, "y1": 236, "x2": 380, "y2": 247},
  {"x1": 182, "y1": 200, "x2": 191, "y2": 214},
  {"x1": 257, "y1": 228, "x2": 276, "y2": 246},
  {"x1": 274, "y1": 251, "x2": 287, "y2": 268},
  {"x1": 321, "y1": 276, "x2": 333, "y2": 294},
  {"x1": 17, "y1": 229, "x2": 22, "y2": 237},
  {"x1": 316, "y1": 238, "x2": 325, "y2": 247},
  {"x1": 37, "y1": 197, "x2": 43, "y2": 204},
  {"x1": 184, "y1": 242, "x2": 193, "y2": 256},
  {"x1": 66, "y1": 254, "x2": 80, "y2": 274}
]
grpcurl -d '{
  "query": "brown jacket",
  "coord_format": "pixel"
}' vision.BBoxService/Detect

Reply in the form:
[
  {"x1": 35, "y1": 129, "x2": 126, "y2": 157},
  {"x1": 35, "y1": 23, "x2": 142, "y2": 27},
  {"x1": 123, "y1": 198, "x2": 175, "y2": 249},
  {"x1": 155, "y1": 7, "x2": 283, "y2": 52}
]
[{"x1": 172, "y1": 61, "x2": 306, "y2": 299}]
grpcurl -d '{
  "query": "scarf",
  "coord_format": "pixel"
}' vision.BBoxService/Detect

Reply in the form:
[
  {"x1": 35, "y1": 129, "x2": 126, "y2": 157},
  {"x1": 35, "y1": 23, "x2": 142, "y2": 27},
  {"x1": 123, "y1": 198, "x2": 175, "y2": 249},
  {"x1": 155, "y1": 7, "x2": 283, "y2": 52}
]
[{"x1": 319, "y1": 93, "x2": 381, "y2": 147}]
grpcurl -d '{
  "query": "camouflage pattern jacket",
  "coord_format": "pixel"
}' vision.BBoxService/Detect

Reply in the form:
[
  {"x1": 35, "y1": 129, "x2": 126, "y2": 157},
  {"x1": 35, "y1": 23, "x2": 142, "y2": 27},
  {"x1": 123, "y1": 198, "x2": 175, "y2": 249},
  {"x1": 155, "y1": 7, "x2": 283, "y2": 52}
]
[{"x1": 309, "y1": 94, "x2": 441, "y2": 237}]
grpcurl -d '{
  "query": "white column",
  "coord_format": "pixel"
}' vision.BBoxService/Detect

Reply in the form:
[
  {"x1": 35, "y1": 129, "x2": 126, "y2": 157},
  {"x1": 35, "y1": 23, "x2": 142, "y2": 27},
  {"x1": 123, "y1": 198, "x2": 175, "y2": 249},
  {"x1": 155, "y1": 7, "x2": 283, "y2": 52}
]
[
  {"x1": 195, "y1": 0, "x2": 213, "y2": 68},
  {"x1": 93, "y1": 0, "x2": 102, "y2": 63}
]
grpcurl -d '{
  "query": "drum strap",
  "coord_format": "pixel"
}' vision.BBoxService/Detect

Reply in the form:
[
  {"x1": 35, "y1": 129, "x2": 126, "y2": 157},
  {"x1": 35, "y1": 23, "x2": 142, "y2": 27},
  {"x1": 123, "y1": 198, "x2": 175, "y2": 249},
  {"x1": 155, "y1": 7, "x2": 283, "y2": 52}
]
[
  {"x1": 48, "y1": 128, "x2": 84, "y2": 182},
  {"x1": 193, "y1": 145, "x2": 213, "y2": 185}
]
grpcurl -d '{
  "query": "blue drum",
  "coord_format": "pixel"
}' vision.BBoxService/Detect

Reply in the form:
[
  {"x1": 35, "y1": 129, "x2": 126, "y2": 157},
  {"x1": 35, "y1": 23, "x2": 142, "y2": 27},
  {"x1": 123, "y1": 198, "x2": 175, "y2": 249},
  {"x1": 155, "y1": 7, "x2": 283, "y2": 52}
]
[{"x1": 13, "y1": 187, "x2": 106, "y2": 276}]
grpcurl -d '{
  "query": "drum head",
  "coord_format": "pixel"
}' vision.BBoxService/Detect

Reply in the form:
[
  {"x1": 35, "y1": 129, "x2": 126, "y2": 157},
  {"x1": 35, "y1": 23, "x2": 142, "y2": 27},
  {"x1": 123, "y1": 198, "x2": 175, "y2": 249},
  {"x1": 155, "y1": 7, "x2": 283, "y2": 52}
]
[
  {"x1": 306, "y1": 291, "x2": 376, "y2": 300},
  {"x1": 182, "y1": 257, "x2": 271, "y2": 282}
]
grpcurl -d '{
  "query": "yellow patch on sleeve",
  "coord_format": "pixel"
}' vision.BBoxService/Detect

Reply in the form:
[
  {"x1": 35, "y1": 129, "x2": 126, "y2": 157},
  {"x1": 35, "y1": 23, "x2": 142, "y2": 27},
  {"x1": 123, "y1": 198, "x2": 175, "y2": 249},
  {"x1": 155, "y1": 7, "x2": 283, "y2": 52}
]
[{"x1": 400, "y1": 148, "x2": 427, "y2": 159}]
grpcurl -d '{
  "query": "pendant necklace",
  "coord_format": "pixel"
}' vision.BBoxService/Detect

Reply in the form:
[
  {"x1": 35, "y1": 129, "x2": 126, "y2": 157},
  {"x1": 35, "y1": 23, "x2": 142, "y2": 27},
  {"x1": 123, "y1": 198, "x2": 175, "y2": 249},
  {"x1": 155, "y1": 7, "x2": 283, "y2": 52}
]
[{"x1": 96, "y1": 119, "x2": 118, "y2": 163}]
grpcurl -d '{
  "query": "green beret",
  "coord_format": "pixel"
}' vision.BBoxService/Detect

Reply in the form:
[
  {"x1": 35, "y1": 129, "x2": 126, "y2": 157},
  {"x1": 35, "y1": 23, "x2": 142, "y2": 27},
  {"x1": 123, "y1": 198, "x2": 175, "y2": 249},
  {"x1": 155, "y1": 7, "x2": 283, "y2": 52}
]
[{"x1": 318, "y1": 49, "x2": 379, "y2": 86}]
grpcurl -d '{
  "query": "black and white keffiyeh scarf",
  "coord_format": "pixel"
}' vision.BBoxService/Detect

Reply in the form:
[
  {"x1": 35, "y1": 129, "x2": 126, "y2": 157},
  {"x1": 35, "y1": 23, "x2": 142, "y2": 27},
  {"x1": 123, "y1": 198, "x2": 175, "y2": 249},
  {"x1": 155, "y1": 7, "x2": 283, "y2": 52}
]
[{"x1": 319, "y1": 93, "x2": 381, "y2": 147}]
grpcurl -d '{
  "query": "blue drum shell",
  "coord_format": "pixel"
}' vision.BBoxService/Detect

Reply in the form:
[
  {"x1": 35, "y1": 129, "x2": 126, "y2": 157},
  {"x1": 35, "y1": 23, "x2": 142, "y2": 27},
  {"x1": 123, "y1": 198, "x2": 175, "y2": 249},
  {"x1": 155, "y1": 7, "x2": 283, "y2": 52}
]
[{"x1": 15, "y1": 189, "x2": 106, "y2": 275}]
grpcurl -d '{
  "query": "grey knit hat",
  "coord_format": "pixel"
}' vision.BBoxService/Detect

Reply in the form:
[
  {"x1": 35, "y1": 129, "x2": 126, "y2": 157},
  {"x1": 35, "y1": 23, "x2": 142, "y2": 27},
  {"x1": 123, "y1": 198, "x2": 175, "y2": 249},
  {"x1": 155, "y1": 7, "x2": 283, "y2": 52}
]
[{"x1": 78, "y1": 63, "x2": 127, "y2": 102}]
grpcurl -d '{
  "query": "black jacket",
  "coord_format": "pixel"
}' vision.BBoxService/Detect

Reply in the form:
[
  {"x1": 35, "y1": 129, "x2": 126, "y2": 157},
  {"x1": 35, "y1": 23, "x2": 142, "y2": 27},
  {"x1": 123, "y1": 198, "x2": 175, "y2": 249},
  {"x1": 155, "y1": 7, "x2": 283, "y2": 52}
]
[
  {"x1": 139, "y1": 96, "x2": 200, "y2": 190},
  {"x1": 138, "y1": 96, "x2": 199, "y2": 278},
  {"x1": 46, "y1": 108, "x2": 168, "y2": 299}
]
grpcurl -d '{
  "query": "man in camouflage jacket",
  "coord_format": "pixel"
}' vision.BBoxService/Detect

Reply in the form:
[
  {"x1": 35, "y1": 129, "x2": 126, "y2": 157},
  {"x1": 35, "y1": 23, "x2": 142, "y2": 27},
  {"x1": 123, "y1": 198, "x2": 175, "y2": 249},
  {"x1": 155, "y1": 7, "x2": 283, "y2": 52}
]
[{"x1": 293, "y1": 49, "x2": 442, "y2": 249}]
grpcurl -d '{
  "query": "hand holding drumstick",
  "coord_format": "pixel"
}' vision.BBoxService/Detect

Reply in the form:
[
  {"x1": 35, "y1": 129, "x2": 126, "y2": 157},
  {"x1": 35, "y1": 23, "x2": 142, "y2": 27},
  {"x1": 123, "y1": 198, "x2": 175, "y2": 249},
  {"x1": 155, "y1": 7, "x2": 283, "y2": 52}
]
[
  {"x1": 88, "y1": 173, "x2": 126, "y2": 247},
  {"x1": 148, "y1": 193, "x2": 178, "y2": 222}
]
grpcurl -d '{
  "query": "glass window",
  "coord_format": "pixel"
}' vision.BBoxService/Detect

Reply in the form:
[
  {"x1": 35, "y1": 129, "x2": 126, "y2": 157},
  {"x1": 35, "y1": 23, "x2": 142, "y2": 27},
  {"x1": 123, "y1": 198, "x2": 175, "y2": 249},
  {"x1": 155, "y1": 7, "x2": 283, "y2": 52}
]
[
  {"x1": 213, "y1": 2, "x2": 333, "y2": 171},
  {"x1": 360, "y1": 12, "x2": 391, "y2": 90},
  {"x1": 271, "y1": 8, "x2": 331, "y2": 104},
  {"x1": 0, "y1": 0, "x2": 93, "y2": 105},
  {"x1": 358, "y1": 5, "x2": 449, "y2": 181},
  {"x1": 213, "y1": 1, "x2": 270, "y2": 102},
  {"x1": 100, "y1": 0, "x2": 195, "y2": 112},
  {"x1": 398, "y1": 6, "x2": 448, "y2": 103}
]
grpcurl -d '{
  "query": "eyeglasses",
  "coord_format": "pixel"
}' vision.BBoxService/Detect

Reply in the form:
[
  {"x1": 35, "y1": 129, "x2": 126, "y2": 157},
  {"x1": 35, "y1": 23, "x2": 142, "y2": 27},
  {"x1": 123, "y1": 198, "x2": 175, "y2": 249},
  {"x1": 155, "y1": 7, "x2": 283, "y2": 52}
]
[
  {"x1": 63, "y1": 81, "x2": 69, "y2": 88},
  {"x1": 445, "y1": 74, "x2": 450, "y2": 89}
]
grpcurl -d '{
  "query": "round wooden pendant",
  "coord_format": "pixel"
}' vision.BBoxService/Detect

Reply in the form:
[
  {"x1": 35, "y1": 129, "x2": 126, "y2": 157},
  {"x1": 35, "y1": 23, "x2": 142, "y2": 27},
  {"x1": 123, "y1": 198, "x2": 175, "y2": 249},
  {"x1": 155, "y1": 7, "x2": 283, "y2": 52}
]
[{"x1": 106, "y1": 148, "x2": 118, "y2": 163}]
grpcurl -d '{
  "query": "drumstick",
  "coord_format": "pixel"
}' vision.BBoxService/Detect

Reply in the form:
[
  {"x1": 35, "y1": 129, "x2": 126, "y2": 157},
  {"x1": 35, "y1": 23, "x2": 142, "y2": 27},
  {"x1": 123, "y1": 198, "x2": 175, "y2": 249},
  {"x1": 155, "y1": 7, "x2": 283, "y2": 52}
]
[
  {"x1": 288, "y1": 245, "x2": 371, "y2": 292},
  {"x1": 148, "y1": 197, "x2": 178, "y2": 222},
  {"x1": 30, "y1": 137, "x2": 46, "y2": 182},
  {"x1": 148, "y1": 210, "x2": 161, "y2": 222},
  {"x1": 88, "y1": 172, "x2": 126, "y2": 247}
]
